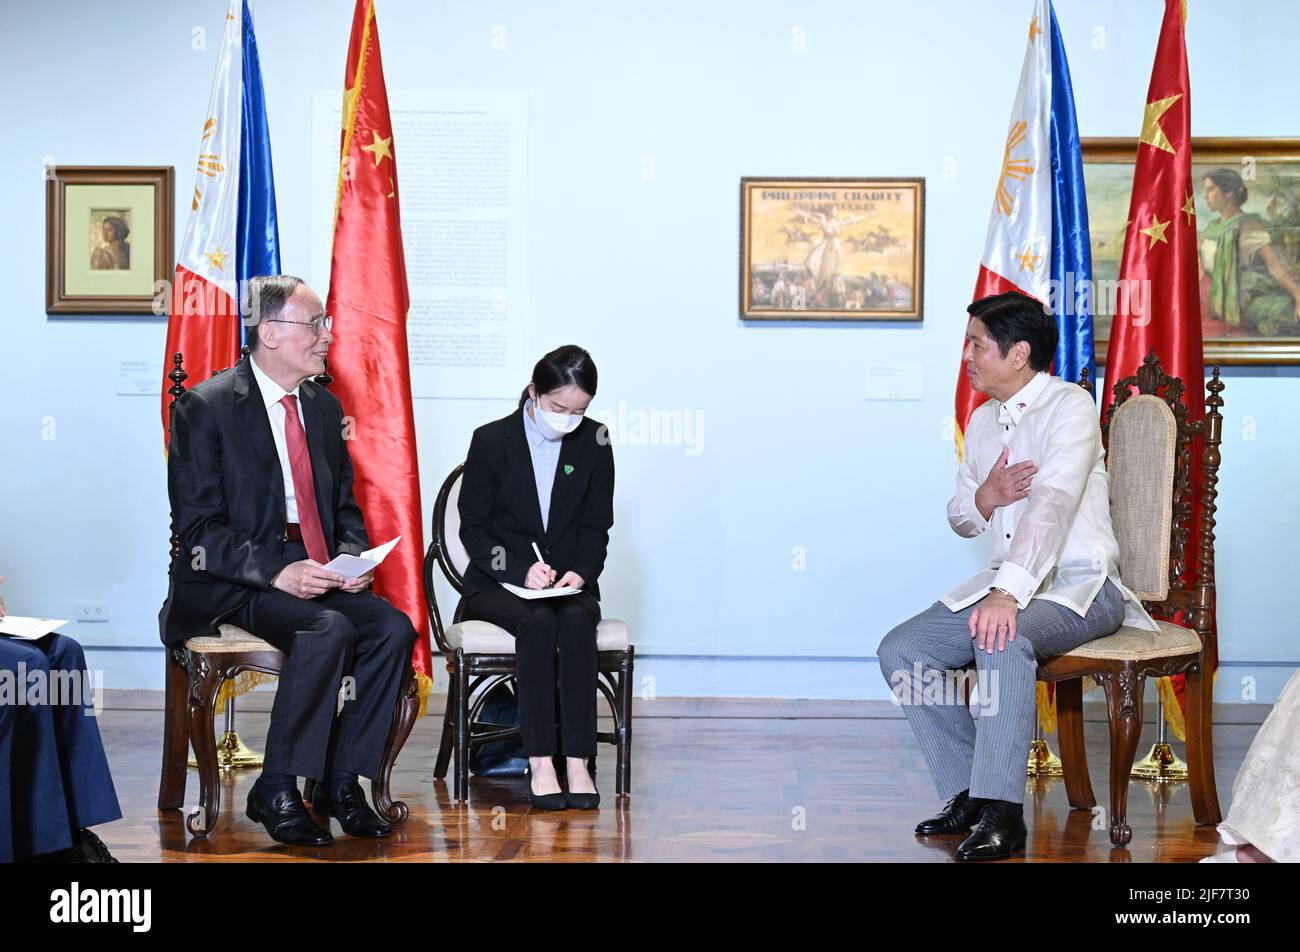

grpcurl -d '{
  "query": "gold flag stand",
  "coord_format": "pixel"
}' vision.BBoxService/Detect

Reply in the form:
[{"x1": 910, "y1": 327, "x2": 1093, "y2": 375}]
[
  {"x1": 187, "y1": 695, "x2": 264, "y2": 772},
  {"x1": 1131, "y1": 689, "x2": 1188, "y2": 782},
  {"x1": 1027, "y1": 718, "x2": 1064, "y2": 777}
]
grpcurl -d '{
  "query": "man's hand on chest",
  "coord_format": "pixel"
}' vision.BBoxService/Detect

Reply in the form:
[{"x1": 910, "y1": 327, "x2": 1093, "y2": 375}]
[{"x1": 974, "y1": 446, "x2": 1038, "y2": 522}]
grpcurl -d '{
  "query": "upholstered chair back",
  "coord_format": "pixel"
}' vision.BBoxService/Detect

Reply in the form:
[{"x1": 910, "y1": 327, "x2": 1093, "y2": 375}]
[{"x1": 1105, "y1": 394, "x2": 1177, "y2": 602}]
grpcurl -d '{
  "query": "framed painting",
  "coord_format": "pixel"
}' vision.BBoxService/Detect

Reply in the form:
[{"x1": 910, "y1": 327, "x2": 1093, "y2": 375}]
[
  {"x1": 46, "y1": 165, "x2": 174, "y2": 314},
  {"x1": 740, "y1": 177, "x2": 924, "y2": 321},
  {"x1": 1083, "y1": 138, "x2": 1300, "y2": 365}
]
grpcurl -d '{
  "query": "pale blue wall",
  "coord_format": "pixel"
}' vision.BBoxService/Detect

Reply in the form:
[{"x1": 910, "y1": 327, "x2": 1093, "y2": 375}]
[{"x1": 1, "y1": 0, "x2": 1296, "y2": 702}]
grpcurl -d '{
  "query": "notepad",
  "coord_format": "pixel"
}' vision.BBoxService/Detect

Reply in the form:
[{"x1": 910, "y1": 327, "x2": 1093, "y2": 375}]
[
  {"x1": 0, "y1": 616, "x2": 68, "y2": 640},
  {"x1": 501, "y1": 583, "x2": 581, "y2": 600},
  {"x1": 320, "y1": 536, "x2": 401, "y2": 581}
]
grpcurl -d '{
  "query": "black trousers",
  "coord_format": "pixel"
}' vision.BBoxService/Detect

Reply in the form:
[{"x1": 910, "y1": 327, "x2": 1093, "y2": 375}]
[
  {"x1": 225, "y1": 541, "x2": 418, "y2": 781},
  {"x1": 459, "y1": 587, "x2": 601, "y2": 759}
]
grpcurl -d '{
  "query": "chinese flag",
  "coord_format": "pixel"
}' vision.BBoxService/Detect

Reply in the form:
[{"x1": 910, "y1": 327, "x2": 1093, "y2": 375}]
[
  {"x1": 326, "y1": 0, "x2": 432, "y2": 713},
  {"x1": 1101, "y1": 0, "x2": 1214, "y2": 740}
]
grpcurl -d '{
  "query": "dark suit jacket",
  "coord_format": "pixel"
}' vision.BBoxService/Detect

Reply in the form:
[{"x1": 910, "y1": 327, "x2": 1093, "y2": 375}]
[
  {"x1": 458, "y1": 409, "x2": 615, "y2": 600},
  {"x1": 158, "y1": 357, "x2": 368, "y2": 645}
]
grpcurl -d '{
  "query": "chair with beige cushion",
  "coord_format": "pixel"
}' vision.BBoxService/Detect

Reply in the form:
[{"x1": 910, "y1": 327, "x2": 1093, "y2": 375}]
[
  {"x1": 1038, "y1": 353, "x2": 1224, "y2": 846},
  {"x1": 156, "y1": 352, "x2": 419, "y2": 837},
  {"x1": 423, "y1": 464, "x2": 635, "y2": 802}
]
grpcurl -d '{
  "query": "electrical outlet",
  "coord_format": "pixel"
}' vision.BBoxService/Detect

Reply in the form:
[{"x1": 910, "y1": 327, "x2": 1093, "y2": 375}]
[{"x1": 75, "y1": 603, "x2": 110, "y2": 623}]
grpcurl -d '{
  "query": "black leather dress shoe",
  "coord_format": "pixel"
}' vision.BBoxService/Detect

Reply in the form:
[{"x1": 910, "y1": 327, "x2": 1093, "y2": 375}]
[
  {"x1": 246, "y1": 785, "x2": 334, "y2": 846},
  {"x1": 312, "y1": 781, "x2": 392, "y2": 838},
  {"x1": 955, "y1": 803, "x2": 1028, "y2": 861},
  {"x1": 70, "y1": 829, "x2": 119, "y2": 863},
  {"x1": 915, "y1": 791, "x2": 985, "y2": 835},
  {"x1": 27, "y1": 828, "x2": 119, "y2": 863}
]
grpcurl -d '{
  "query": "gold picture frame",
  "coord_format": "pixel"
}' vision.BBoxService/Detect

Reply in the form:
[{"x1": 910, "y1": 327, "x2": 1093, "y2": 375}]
[
  {"x1": 46, "y1": 165, "x2": 174, "y2": 314},
  {"x1": 740, "y1": 177, "x2": 924, "y2": 321},
  {"x1": 1083, "y1": 138, "x2": 1300, "y2": 365}
]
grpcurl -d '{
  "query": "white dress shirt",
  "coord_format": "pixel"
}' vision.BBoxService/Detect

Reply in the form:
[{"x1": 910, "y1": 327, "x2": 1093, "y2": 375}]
[
  {"x1": 942, "y1": 371, "x2": 1159, "y2": 632},
  {"x1": 249, "y1": 355, "x2": 306, "y2": 522}
]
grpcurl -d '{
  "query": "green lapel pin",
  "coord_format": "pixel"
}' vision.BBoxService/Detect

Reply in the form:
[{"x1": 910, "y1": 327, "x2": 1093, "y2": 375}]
[{"x1": 564, "y1": 464, "x2": 575, "y2": 475}]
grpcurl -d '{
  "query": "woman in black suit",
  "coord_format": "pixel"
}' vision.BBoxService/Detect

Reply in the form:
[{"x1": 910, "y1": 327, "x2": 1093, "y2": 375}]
[{"x1": 457, "y1": 346, "x2": 614, "y2": 809}]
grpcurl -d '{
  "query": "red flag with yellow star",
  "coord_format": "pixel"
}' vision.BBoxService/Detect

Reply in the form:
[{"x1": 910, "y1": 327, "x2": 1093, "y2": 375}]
[
  {"x1": 326, "y1": 0, "x2": 432, "y2": 713},
  {"x1": 1100, "y1": 0, "x2": 1213, "y2": 738}
]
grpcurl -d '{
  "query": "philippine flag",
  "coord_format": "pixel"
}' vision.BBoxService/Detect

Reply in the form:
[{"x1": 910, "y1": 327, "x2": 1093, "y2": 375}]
[
  {"x1": 954, "y1": 0, "x2": 1094, "y2": 461},
  {"x1": 161, "y1": 0, "x2": 280, "y2": 441}
]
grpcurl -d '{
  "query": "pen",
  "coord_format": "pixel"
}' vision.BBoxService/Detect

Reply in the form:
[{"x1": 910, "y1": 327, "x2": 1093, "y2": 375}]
[{"x1": 531, "y1": 541, "x2": 553, "y2": 588}]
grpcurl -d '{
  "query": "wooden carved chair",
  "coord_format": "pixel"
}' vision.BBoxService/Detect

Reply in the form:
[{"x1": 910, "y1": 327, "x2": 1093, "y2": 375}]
[
  {"x1": 423, "y1": 464, "x2": 635, "y2": 801},
  {"x1": 1038, "y1": 353, "x2": 1224, "y2": 846},
  {"x1": 157, "y1": 351, "x2": 420, "y2": 836}
]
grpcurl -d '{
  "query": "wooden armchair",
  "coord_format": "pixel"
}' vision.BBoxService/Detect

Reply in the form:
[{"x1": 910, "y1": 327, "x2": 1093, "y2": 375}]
[
  {"x1": 423, "y1": 464, "x2": 635, "y2": 802},
  {"x1": 157, "y1": 352, "x2": 419, "y2": 836},
  {"x1": 1039, "y1": 352, "x2": 1224, "y2": 846}
]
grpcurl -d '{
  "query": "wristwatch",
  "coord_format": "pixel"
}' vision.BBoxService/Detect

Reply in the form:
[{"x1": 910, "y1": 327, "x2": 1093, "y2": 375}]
[{"x1": 990, "y1": 586, "x2": 1017, "y2": 601}]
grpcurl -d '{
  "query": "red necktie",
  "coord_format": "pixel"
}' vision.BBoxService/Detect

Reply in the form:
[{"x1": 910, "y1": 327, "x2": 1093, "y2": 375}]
[{"x1": 279, "y1": 394, "x2": 330, "y2": 565}]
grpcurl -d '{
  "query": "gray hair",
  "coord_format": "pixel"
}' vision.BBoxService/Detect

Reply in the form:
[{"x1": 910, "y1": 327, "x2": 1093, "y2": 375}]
[{"x1": 244, "y1": 274, "x2": 305, "y2": 351}]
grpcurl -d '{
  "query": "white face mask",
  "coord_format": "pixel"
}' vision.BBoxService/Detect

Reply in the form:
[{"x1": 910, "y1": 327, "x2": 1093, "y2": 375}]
[{"x1": 532, "y1": 396, "x2": 583, "y2": 440}]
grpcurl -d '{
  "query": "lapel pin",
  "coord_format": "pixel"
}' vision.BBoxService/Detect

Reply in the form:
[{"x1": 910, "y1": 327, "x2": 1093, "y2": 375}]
[{"x1": 564, "y1": 464, "x2": 575, "y2": 475}]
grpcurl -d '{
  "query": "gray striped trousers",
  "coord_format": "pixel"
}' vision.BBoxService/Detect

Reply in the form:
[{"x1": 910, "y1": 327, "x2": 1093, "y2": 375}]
[{"x1": 877, "y1": 580, "x2": 1124, "y2": 804}]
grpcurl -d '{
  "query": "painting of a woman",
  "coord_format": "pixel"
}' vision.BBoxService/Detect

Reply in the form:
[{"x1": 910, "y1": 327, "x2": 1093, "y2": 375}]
[
  {"x1": 1198, "y1": 168, "x2": 1300, "y2": 338},
  {"x1": 799, "y1": 205, "x2": 865, "y2": 290},
  {"x1": 90, "y1": 214, "x2": 131, "y2": 271}
]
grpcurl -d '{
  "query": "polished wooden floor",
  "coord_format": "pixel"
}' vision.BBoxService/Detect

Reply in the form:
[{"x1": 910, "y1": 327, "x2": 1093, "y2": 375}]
[{"x1": 96, "y1": 691, "x2": 1261, "y2": 862}]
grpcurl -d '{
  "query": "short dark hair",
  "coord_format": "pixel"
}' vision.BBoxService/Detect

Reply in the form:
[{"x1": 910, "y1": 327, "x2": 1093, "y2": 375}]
[
  {"x1": 518, "y1": 345, "x2": 598, "y2": 409},
  {"x1": 967, "y1": 291, "x2": 1057, "y2": 372},
  {"x1": 244, "y1": 274, "x2": 305, "y2": 352}
]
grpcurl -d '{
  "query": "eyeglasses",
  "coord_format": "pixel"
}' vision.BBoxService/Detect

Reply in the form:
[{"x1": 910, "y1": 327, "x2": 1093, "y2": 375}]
[{"x1": 263, "y1": 315, "x2": 334, "y2": 336}]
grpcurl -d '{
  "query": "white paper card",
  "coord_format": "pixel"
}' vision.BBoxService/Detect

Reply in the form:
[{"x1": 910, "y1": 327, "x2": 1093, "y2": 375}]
[
  {"x1": 117, "y1": 359, "x2": 164, "y2": 396},
  {"x1": 501, "y1": 583, "x2": 581, "y2": 600},
  {"x1": 0, "y1": 616, "x2": 68, "y2": 640},
  {"x1": 319, "y1": 536, "x2": 401, "y2": 581},
  {"x1": 864, "y1": 363, "x2": 924, "y2": 400},
  {"x1": 361, "y1": 536, "x2": 402, "y2": 563}
]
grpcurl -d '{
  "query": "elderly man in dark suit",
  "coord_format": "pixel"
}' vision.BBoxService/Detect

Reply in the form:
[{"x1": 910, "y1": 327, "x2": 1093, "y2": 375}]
[{"x1": 159, "y1": 275, "x2": 417, "y2": 846}]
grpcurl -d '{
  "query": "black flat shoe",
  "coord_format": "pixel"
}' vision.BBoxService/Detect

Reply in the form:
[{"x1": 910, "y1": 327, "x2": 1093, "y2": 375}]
[
  {"x1": 528, "y1": 775, "x2": 568, "y2": 811},
  {"x1": 955, "y1": 803, "x2": 1027, "y2": 861},
  {"x1": 246, "y1": 785, "x2": 334, "y2": 846},
  {"x1": 915, "y1": 790, "x2": 986, "y2": 835},
  {"x1": 312, "y1": 780, "x2": 392, "y2": 838},
  {"x1": 565, "y1": 790, "x2": 600, "y2": 810},
  {"x1": 564, "y1": 760, "x2": 599, "y2": 809}
]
